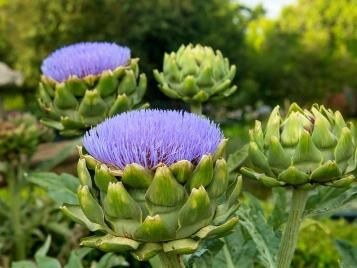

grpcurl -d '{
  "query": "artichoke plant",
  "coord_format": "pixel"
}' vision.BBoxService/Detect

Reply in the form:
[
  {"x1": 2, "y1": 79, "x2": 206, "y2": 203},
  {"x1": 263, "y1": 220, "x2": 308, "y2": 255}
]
[
  {"x1": 38, "y1": 42, "x2": 147, "y2": 136},
  {"x1": 61, "y1": 110, "x2": 241, "y2": 263},
  {"x1": 241, "y1": 103, "x2": 357, "y2": 188},
  {"x1": 0, "y1": 112, "x2": 53, "y2": 161},
  {"x1": 153, "y1": 44, "x2": 236, "y2": 113}
]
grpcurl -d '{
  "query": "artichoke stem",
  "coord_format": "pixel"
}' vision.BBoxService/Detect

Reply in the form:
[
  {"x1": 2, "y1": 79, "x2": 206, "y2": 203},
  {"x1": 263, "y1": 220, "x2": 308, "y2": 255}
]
[
  {"x1": 277, "y1": 188, "x2": 309, "y2": 268},
  {"x1": 190, "y1": 102, "x2": 202, "y2": 115},
  {"x1": 8, "y1": 164, "x2": 25, "y2": 260},
  {"x1": 158, "y1": 252, "x2": 185, "y2": 268}
]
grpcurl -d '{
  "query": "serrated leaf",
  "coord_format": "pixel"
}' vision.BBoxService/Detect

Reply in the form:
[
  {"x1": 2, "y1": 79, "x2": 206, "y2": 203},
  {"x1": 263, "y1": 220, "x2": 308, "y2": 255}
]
[
  {"x1": 185, "y1": 239, "x2": 225, "y2": 268},
  {"x1": 236, "y1": 194, "x2": 279, "y2": 268},
  {"x1": 268, "y1": 188, "x2": 288, "y2": 230},
  {"x1": 96, "y1": 253, "x2": 129, "y2": 268},
  {"x1": 335, "y1": 239, "x2": 357, "y2": 268},
  {"x1": 304, "y1": 185, "x2": 357, "y2": 217}
]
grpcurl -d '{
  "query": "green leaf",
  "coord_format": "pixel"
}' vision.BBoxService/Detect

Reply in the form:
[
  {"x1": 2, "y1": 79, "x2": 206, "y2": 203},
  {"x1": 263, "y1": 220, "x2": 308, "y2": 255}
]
[
  {"x1": 27, "y1": 172, "x2": 79, "y2": 205},
  {"x1": 335, "y1": 239, "x2": 357, "y2": 268},
  {"x1": 268, "y1": 188, "x2": 288, "y2": 230},
  {"x1": 304, "y1": 184, "x2": 357, "y2": 217},
  {"x1": 185, "y1": 239, "x2": 225, "y2": 268},
  {"x1": 236, "y1": 194, "x2": 279, "y2": 268},
  {"x1": 227, "y1": 144, "x2": 249, "y2": 173},
  {"x1": 36, "y1": 257, "x2": 61, "y2": 268}
]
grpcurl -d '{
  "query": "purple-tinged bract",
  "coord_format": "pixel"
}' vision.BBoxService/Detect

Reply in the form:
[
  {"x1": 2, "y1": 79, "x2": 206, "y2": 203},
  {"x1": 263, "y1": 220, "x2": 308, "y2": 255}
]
[
  {"x1": 83, "y1": 109, "x2": 223, "y2": 169},
  {"x1": 41, "y1": 42, "x2": 131, "y2": 82}
]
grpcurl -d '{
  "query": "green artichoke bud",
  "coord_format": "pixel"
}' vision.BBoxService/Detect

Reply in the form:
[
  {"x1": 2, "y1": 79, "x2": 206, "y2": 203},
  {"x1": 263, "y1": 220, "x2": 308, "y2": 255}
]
[
  {"x1": 153, "y1": 44, "x2": 237, "y2": 104},
  {"x1": 241, "y1": 103, "x2": 357, "y2": 188},
  {"x1": 0, "y1": 112, "x2": 53, "y2": 162},
  {"x1": 61, "y1": 110, "x2": 241, "y2": 260},
  {"x1": 38, "y1": 42, "x2": 147, "y2": 136}
]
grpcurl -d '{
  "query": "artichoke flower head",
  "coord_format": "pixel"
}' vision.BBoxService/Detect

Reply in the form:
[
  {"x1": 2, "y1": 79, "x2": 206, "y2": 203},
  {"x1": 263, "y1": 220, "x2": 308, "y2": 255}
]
[
  {"x1": 64, "y1": 109, "x2": 241, "y2": 260},
  {"x1": 154, "y1": 44, "x2": 237, "y2": 104},
  {"x1": 38, "y1": 42, "x2": 147, "y2": 136},
  {"x1": 241, "y1": 103, "x2": 357, "y2": 188}
]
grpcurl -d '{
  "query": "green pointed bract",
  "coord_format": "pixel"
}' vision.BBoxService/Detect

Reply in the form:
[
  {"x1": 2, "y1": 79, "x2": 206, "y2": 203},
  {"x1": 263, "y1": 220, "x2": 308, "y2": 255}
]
[
  {"x1": 213, "y1": 138, "x2": 228, "y2": 161},
  {"x1": 61, "y1": 205, "x2": 103, "y2": 232},
  {"x1": 77, "y1": 158, "x2": 92, "y2": 188},
  {"x1": 78, "y1": 185, "x2": 105, "y2": 226},
  {"x1": 103, "y1": 182, "x2": 142, "y2": 220},
  {"x1": 54, "y1": 83, "x2": 78, "y2": 109},
  {"x1": 267, "y1": 136, "x2": 290, "y2": 171},
  {"x1": 311, "y1": 160, "x2": 340, "y2": 183},
  {"x1": 145, "y1": 166, "x2": 186, "y2": 207},
  {"x1": 94, "y1": 164, "x2": 117, "y2": 192},
  {"x1": 278, "y1": 166, "x2": 309, "y2": 185},
  {"x1": 195, "y1": 216, "x2": 239, "y2": 239},
  {"x1": 134, "y1": 215, "x2": 173, "y2": 242},
  {"x1": 132, "y1": 243, "x2": 162, "y2": 261},
  {"x1": 163, "y1": 239, "x2": 199, "y2": 254},
  {"x1": 38, "y1": 59, "x2": 147, "y2": 136},
  {"x1": 250, "y1": 120, "x2": 264, "y2": 150},
  {"x1": 177, "y1": 186, "x2": 212, "y2": 238},
  {"x1": 122, "y1": 163, "x2": 153, "y2": 188},
  {"x1": 326, "y1": 175, "x2": 354, "y2": 187},
  {"x1": 81, "y1": 235, "x2": 140, "y2": 253},
  {"x1": 292, "y1": 130, "x2": 322, "y2": 172},
  {"x1": 335, "y1": 127, "x2": 354, "y2": 171},
  {"x1": 207, "y1": 159, "x2": 228, "y2": 198},
  {"x1": 264, "y1": 106, "x2": 281, "y2": 147},
  {"x1": 242, "y1": 103, "x2": 357, "y2": 188},
  {"x1": 188, "y1": 155, "x2": 214, "y2": 190},
  {"x1": 78, "y1": 89, "x2": 106, "y2": 118},
  {"x1": 249, "y1": 142, "x2": 272, "y2": 175},
  {"x1": 169, "y1": 160, "x2": 194, "y2": 183},
  {"x1": 281, "y1": 112, "x2": 303, "y2": 147},
  {"x1": 154, "y1": 44, "x2": 237, "y2": 104}
]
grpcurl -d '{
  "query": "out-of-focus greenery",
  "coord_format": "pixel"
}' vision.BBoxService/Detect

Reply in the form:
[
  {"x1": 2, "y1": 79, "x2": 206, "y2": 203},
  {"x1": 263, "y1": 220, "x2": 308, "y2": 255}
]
[
  {"x1": 294, "y1": 219, "x2": 357, "y2": 268},
  {"x1": 1, "y1": 0, "x2": 355, "y2": 110}
]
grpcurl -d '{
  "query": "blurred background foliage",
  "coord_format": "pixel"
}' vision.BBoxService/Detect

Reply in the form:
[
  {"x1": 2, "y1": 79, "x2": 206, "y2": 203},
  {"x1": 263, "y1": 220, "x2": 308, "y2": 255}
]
[{"x1": 0, "y1": 0, "x2": 356, "y2": 114}]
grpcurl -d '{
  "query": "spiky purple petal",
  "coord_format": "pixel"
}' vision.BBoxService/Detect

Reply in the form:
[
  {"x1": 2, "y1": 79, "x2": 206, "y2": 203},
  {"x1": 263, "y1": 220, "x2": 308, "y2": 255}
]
[
  {"x1": 41, "y1": 42, "x2": 131, "y2": 82},
  {"x1": 83, "y1": 110, "x2": 223, "y2": 169}
]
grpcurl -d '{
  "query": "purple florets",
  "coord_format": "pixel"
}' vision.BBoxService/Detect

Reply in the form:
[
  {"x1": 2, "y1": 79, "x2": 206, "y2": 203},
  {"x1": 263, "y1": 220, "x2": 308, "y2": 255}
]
[
  {"x1": 41, "y1": 42, "x2": 131, "y2": 82},
  {"x1": 83, "y1": 110, "x2": 223, "y2": 169}
]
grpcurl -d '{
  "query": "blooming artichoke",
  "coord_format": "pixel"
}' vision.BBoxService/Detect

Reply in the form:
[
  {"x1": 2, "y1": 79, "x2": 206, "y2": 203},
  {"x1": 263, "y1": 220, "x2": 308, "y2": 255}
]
[
  {"x1": 61, "y1": 110, "x2": 241, "y2": 260},
  {"x1": 38, "y1": 42, "x2": 147, "y2": 136},
  {"x1": 0, "y1": 112, "x2": 53, "y2": 161},
  {"x1": 241, "y1": 103, "x2": 357, "y2": 188},
  {"x1": 153, "y1": 44, "x2": 237, "y2": 104}
]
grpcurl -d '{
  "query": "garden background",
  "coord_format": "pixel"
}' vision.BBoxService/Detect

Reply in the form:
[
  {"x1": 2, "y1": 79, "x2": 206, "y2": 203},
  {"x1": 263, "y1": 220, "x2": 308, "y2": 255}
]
[{"x1": 0, "y1": 0, "x2": 357, "y2": 267}]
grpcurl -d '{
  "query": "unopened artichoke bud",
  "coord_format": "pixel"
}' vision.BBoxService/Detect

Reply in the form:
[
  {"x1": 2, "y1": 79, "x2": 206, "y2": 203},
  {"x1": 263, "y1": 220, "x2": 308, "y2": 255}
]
[
  {"x1": 0, "y1": 112, "x2": 53, "y2": 162},
  {"x1": 241, "y1": 103, "x2": 357, "y2": 189},
  {"x1": 153, "y1": 44, "x2": 237, "y2": 104},
  {"x1": 38, "y1": 42, "x2": 148, "y2": 136},
  {"x1": 62, "y1": 110, "x2": 241, "y2": 260}
]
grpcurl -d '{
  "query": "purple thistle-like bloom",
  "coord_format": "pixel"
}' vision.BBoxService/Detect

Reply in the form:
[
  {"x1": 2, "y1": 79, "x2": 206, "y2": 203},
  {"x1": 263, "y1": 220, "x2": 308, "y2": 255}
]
[
  {"x1": 41, "y1": 42, "x2": 131, "y2": 82},
  {"x1": 83, "y1": 109, "x2": 223, "y2": 169}
]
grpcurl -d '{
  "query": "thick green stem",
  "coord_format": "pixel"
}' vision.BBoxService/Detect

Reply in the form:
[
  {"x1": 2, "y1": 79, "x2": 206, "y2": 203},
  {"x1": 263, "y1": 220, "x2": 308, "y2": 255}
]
[
  {"x1": 158, "y1": 252, "x2": 185, "y2": 268},
  {"x1": 277, "y1": 188, "x2": 309, "y2": 268},
  {"x1": 190, "y1": 102, "x2": 202, "y2": 115},
  {"x1": 8, "y1": 164, "x2": 25, "y2": 260}
]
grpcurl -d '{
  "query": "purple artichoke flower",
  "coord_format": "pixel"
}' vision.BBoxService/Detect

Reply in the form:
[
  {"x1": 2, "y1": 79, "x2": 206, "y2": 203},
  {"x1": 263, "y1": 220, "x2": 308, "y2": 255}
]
[
  {"x1": 41, "y1": 42, "x2": 131, "y2": 82},
  {"x1": 83, "y1": 109, "x2": 223, "y2": 169}
]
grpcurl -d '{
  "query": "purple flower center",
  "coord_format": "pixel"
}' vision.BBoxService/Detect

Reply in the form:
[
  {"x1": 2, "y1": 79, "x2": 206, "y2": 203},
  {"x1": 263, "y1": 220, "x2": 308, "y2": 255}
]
[
  {"x1": 83, "y1": 110, "x2": 223, "y2": 169},
  {"x1": 41, "y1": 42, "x2": 131, "y2": 82}
]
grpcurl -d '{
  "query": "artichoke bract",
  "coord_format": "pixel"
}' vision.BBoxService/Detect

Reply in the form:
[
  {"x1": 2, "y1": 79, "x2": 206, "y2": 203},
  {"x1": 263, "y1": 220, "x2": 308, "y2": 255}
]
[
  {"x1": 62, "y1": 110, "x2": 241, "y2": 260},
  {"x1": 38, "y1": 42, "x2": 147, "y2": 136},
  {"x1": 241, "y1": 103, "x2": 357, "y2": 188},
  {"x1": 153, "y1": 44, "x2": 237, "y2": 104},
  {"x1": 0, "y1": 112, "x2": 53, "y2": 161}
]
